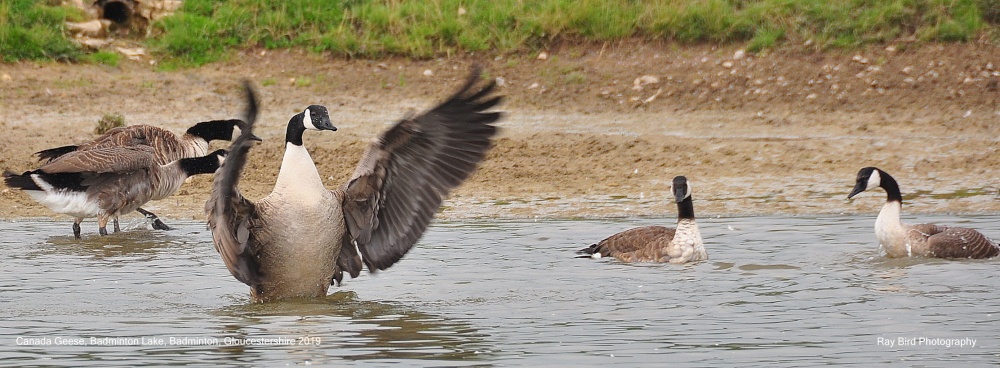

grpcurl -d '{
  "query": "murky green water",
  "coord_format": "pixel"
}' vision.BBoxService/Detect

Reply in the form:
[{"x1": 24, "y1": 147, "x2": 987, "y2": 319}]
[{"x1": 1, "y1": 216, "x2": 998, "y2": 366}]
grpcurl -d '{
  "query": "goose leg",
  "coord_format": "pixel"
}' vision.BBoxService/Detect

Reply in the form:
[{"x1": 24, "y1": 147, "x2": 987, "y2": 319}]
[
  {"x1": 136, "y1": 208, "x2": 171, "y2": 231},
  {"x1": 97, "y1": 215, "x2": 109, "y2": 236},
  {"x1": 113, "y1": 217, "x2": 121, "y2": 233},
  {"x1": 73, "y1": 218, "x2": 83, "y2": 239}
]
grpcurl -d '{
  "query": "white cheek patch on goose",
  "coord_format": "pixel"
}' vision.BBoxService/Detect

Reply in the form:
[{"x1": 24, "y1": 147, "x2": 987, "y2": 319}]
[
  {"x1": 866, "y1": 170, "x2": 881, "y2": 191},
  {"x1": 303, "y1": 108, "x2": 317, "y2": 130}
]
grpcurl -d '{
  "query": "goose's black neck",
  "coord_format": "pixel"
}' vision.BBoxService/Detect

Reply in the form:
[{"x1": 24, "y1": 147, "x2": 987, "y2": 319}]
[
  {"x1": 179, "y1": 150, "x2": 225, "y2": 175},
  {"x1": 286, "y1": 114, "x2": 306, "y2": 146},
  {"x1": 879, "y1": 170, "x2": 903, "y2": 203},
  {"x1": 186, "y1": 119, "x2": 240, "y2": 142},
  {"x1": 677, "y1": 196, "x2": 695, "y2": 220}
]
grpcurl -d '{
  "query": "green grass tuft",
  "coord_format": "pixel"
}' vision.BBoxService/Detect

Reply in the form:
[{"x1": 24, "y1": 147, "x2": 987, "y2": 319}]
[
  {"x1": 81, "y1": 51, "x2": 121, "y2": 66},
  {"x1": 95, "y1": 113, "x2": 125, "y2": 135},
  {"x1": 0, "y1": 0, "x2": 84, "y2": 62}
]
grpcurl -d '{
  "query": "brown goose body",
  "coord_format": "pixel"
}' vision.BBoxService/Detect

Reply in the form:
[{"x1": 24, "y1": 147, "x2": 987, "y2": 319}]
[
  {"x1": 849, "y1": 167, "x2": 999, "y2": 259},
  {"x1": 579, "y1": 176, "x2": 707, "y2": 264},
  {"x1": 208, "y1": 71, "x2": 503, "y2": 302}
]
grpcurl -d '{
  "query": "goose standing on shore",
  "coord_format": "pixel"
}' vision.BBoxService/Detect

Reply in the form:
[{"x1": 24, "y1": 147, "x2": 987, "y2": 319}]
[
  {"x1": 578, "y1": 176, "x2": 707, "y2": 263},
  {"x1": 208, "y1": 70, "x2": 502, "y2": 302},
  {"x1": 847, "y1": 167, "x2": 999, "y2": 258},
  {"x1": 4, "y1": 147, "x2": 230, "y2": 238},
  {"x1": 34, "y1": 119, "x2": 244, "y2": 230}
]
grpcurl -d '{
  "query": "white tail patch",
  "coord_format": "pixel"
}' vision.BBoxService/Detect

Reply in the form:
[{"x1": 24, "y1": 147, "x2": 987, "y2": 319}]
[{"x1": 26, "y1": 188, "x2": 101, "y2": 218}]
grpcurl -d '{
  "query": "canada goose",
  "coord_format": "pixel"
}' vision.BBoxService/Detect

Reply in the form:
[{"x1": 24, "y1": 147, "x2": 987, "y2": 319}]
[
  {"x1": 3, "y1": 147, "x2": 230, "y2": 238},
  {"x1": 34, "y1": 119, "x2": 244, "y2": 230},
  {"x1": 208, "y1": 71, "x2": 502, "y2": 302},
  {"x1": 578, "y1": 176, "x2": 707, "y2": 263},
  {"x1": 847, "y1": 167, "x2": 999, "y2": 258}
]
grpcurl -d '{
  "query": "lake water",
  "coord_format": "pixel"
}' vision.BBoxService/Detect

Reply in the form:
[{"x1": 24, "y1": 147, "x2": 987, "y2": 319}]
[{"x1": 1, "y1": 215, "x2": 998, "y2": 366}]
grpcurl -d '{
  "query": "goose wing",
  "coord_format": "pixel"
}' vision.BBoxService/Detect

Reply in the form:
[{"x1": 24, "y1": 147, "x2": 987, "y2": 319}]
[
  {"x1": 35, "y1": 125, "x2": 155, "y2": 162},
  {"x1": 38, "y1": 145, "x2": 156, "y2": 174},
  {"x1": 206, "y1": 81, "x2": 262, "y2": 286},
  {"x1": 578, "y1": 226, "x2": 676, "y2": 257},
  {"x1": 924, "y1": 225, "x2": 1000, "y2": 259},
  {"x1": 336, "y1": 67, "x2": 502, "y2": 278}
]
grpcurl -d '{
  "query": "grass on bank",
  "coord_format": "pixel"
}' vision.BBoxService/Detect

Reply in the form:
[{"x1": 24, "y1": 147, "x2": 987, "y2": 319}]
[
  {"x1": 0, "y1": 0, "x2": 84, "y2": 62},
  {"x1": 2, "y1": 0, "x2": 998, "y2": 65}
]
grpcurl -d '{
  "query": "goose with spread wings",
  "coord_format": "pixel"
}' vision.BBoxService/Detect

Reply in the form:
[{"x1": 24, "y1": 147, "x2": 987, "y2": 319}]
[{"x1": 208, "y1": 71, "x2": 503, "y2": 302}]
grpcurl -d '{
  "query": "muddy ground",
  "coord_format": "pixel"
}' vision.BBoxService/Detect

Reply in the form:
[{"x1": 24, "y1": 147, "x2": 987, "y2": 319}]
[{"x1": 1, "y1": 41, "x2": 999, "y2": 225}]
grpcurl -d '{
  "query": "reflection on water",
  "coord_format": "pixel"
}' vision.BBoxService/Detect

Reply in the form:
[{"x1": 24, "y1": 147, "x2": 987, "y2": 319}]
[
  {"x1": 1, "y1": 216, "x2": 998, "y2": 366},
  {"x1": 212, "y1": 292, "x2": 491, "y2": 363}
]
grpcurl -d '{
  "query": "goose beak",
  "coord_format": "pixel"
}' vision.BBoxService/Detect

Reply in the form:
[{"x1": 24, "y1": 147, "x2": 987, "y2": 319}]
[
  {"x1": 673, "y1": 188, "x2": 686, "y2": 203},
  {"x1": 847, "y1": 181, "x2": 866, "y2": 199},
  {"x1": 318, "y1": 117, "x2": 337, "y2": 132}
]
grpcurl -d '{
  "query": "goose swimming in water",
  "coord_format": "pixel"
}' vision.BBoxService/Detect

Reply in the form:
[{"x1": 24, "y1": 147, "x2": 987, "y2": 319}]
[
  {"x1": 4, "y1": 147, "x2": 230, "y2": 238},
  {"x1": 34, "y1": 119, "x2": 244, "y2": 230},
  {"x1": 208, "y1": 71, "x2": 502, "y2": 302},
  {"x1": 848, "y1": 167, "x2": 1000, "y2": 259},
  {"x1": 578, "y1": 176, "x2": 707, "y2": 263}
]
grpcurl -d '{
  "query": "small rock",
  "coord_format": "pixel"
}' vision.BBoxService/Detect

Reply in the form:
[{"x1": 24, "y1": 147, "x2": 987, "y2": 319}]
[
  {"x1": 537, "y1": 51, "x2": 548, "y2": 60},
  {"x1": 721, "y1": 61, "x2": 734, "y2": 69},
  {"x1": 1, "y1": 73, "x2": 10, "y2": 82},
  {"x1": 75, "y1": 37, "x2": 113, "y2": 49},
  {"x1": 116, "y1": 47, "x2": 146, "y2": 61},
  {"x1": 901, "y1": 66, "x2": 913, "y2": 75},
  {"x1": 423, "y1": 69, "x2": 433, "y2": 77},
  {"x1": 632, "y1": 75, "x2": 659, "y2": 90},
  {"x1": 527, "y1": 82, "x2": 540, "y2": 89},
  {"x1": 903, "y1": 77, "x2": 916, "y2": 84},
  {"x1": 963, "y1": 110, "x2": 972, "y2": 118},
  {"x1": 806, "y1": 93, "x2": 818, "y2": 100},
  {"x1": 804, "y1": 39, "x2": 814, "y2": 46},
  {"x1": 885, "y1": 45, "x2": 897, "y2": 53},
  {"x1": 852, "y1": 55, "x2": 869, "y2": 64},
  {"x1": 495, "y1": 77, "x2": 505, "y2": 87},
  {"x1": 66, "y1": 20, "x2": 108, "y2": 37},
  {"x1": 376, "y1": 63, "x2": 388, "y2": 70},
  {"x1": 733, "y1": 49, "x2": 746, "y2": 60},
  {"x1": 963, "y1": 77, "x2": 975, "y2": 84}
]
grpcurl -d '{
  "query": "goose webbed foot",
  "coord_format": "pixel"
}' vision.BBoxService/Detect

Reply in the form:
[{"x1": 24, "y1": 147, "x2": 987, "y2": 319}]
[
  {"x1": 137, "y1": 208, "x2": 172, "y2": 231},
  {"x1": 113, "y1": 218, "x2": 121, "y2": 233},
  {"x1": 99, "y1": 227, "x2": 108, "y2": 236}
]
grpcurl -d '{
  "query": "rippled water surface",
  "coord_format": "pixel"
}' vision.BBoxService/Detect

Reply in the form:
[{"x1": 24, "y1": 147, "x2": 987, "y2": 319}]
[{"x1": 2, "y1": 216, "x2": 998, "y2": 366}]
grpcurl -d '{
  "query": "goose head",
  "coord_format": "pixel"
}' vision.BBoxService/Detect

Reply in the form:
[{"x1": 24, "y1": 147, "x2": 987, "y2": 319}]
[
  {"x1": 847, "y1": 167, "x2": 882, "y2": 199},
  {"x1": 672, "y1": 175, "x2": 691, "y2": 203},
  {"x1": 286, "y1": 105, "x2": 336, "y2": 146},
  {"x1": 179, "y1": 149, "x2": 229, "y2": 176},
  {"x1": 186, "y1": 119, "x2": 246, "y2": 142}
]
